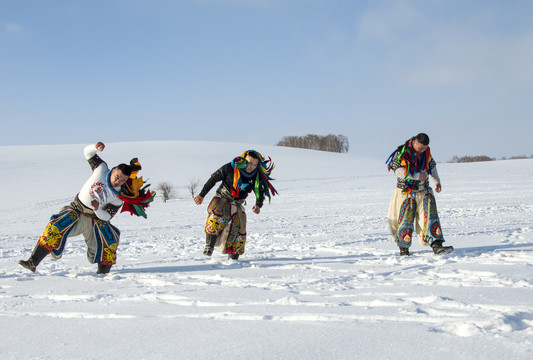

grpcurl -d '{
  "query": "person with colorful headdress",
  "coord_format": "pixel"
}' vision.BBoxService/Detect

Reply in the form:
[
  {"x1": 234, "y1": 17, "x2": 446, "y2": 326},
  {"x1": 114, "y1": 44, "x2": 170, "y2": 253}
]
[
  {"x1": 18, "y1": 142, "x2": 155, "y2": 274},
  {"x1": 386, "y1": 133, "x2": 453, "y2": 256},
  {"x1": 194, "y1": 150, "x2": 277, "y2": 260}
]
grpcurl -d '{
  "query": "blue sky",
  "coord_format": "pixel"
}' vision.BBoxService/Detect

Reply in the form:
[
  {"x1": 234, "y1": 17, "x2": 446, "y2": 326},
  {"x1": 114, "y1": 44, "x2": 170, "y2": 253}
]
[{"x1": 1, "y1": 0, "x2": 532, "y2": 161}]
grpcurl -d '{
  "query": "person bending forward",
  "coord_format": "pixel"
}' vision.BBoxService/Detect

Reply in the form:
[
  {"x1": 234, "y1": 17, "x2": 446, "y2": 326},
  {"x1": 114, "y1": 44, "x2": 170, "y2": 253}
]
[
  {"x1": 194, "y1": 150, "x2": 277, "y2": 260},
  {"x1": 19, "y1": 142, "x2": 143, "y2": 274},
  {"x1": 386, "y1": 133, "x2": 454, "y2": 256}
]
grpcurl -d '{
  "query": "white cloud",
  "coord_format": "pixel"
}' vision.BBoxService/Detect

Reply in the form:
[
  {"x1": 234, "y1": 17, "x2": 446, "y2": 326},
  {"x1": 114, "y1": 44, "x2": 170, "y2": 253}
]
[
  {"x1": 504, "y1": 30, "x2": 533, "y2": 86},
  {"x1": 3, "y1": 22, "x2": 24, "y2": 34},
  {"x1": 354, "y1": 0, "x2": 533, "y2": 88},
  {"x1": 355, "y1": 0, "x2": 423, "y2": 43},
  {"x1": 401, "y1": 27, "x2": 533, "y2": 88},
  {"x1": 1, "y1": 22, "x2": 25, "y2": 40}
]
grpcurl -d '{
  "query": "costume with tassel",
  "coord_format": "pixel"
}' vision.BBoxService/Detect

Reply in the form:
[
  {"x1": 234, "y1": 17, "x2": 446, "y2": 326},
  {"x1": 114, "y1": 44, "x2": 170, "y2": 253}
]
[
  {"x1": 198, "y1": 150, "x2": 277, "y2": 256},
  {"x1": 386, "y1": 136, "x2": 447, "y2": 250},
  {"x1": 386, "y1": 137, "x2": 437, "y2": 194},
  {"x1": 118, "y1": 158, "x2": 156, "y2": 219},
  {"x1": 230, "y1": 150, "x2": 278, "y2": 202},
  {"x1": 19, "y1": 144, "x2": 154, "y2": 274}
]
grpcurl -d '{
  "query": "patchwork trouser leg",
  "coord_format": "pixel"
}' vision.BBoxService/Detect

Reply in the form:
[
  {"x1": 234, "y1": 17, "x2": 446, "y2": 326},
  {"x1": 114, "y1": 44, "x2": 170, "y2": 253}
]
[
  {"x1": 38, "y1": 207, "x2": 80, "y2": 257},
  {"x1": 388, "y1": 189, "x2": 416, "y2": 248},
  {"x1": 89, "y1": 220, "x2": 120, "y2": 265},
  {"x1": 420, "y1": 192, "x2": 445, "y2": 246},
  {"x1": 205, "y1": 196, "x2": 247, "y2": 255},
  {"x1": 224, "y1": 207, "x2": 246, "y2": 255},
  {"x1": 205, "y1": 196, "x2": 231, "y2": 236}
]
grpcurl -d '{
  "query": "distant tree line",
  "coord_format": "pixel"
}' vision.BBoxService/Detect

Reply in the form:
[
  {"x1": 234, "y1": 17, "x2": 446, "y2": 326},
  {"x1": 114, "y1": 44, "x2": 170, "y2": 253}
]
[
  {"x1": 503, "y1": 155, "x2": 533, "y2": 160},
  {"x1": 277, "y1": 134, "x2": 349, "y2": 153},
  {"x1": 449, "y1": 155, "x2": 495, "y2": 163},
  {"x1": 449, "y1": 154, "x2": 533, "y2": 163}
]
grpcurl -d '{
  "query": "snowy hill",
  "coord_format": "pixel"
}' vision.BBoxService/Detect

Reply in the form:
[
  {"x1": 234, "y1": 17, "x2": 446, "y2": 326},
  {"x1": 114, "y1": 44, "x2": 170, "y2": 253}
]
[{"x1": 1, "y1": 141, "x2": 532, "y2": 360}]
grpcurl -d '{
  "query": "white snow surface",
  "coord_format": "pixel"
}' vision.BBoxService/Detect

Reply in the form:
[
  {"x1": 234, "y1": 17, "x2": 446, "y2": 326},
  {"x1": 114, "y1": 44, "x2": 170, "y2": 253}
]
[{"x1": 1, "y1": 141, "x2": 532, "y2": 360}]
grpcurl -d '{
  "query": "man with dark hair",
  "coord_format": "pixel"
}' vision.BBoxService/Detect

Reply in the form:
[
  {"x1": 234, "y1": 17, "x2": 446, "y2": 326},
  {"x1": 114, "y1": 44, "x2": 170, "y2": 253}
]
[
  {"x1": 19, "y1": 142, "x2": 148, "y2": 274},
  {"x1": 415, "y1": 132, "x2": 430, "y2": 145},
  {"x1": 194, "y1": 150, "x2": 277, "y2": 260},
  {"x1": 386, "y1": 133, "x2": 453, "y2": 256}
]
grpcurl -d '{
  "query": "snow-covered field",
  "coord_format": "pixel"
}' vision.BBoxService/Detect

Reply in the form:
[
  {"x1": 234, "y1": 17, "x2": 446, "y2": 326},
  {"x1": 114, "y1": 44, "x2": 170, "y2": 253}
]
[{"x1": 1, "y1": 141, "x2": 532, "y2": 360}]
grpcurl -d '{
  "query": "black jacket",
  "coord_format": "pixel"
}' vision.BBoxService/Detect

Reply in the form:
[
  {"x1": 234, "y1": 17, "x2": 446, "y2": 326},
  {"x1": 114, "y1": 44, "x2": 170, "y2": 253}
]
[{"x1": 199, "y1": 163, "x2": 264, "y2": 208}]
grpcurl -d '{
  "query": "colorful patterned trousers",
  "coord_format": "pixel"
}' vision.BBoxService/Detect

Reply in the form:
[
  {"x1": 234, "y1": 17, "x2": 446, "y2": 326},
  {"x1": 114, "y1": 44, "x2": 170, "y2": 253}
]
[
  {"x1": 37, "y1": 207, "x2": 120, "y2": 265},
  {"x1": 387, "y1": 188, "x2": 444, "y2": 248},
  {"x1": 204, "y1": 195, "x2": 247, "y2": 255}
]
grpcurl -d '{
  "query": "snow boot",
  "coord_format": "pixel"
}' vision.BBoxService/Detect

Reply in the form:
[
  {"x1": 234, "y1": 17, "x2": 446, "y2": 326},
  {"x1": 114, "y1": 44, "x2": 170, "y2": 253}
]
[
  {"x1": 97, "y1": 263, "x2": 112, "y2": 274},
  {"x1": 399, "y1": 247, "x2": 410, "y2": 256},
  {"x1": 431, "y1": 240, "x2": 454, "y2": 255},
  {"x1": 228, "y1": 253, "x2": 239, "y2": 260},
  {"x1": 18, "y1": 245, "x2": 49, "y2": 272},
  {"x1": 203, "y1": 234, "x2": 217, "y2": 257}
]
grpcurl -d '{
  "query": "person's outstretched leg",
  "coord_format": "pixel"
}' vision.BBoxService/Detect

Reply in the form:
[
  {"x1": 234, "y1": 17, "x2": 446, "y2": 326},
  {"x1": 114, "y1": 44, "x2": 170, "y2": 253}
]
[{"x1": 19, "y1": 245, "x2": 50, "y2": 272}]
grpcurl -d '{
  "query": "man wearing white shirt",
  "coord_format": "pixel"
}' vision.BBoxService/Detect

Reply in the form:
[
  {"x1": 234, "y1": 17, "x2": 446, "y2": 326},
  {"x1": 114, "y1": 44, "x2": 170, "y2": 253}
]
[{"x1": 19, "y1": 142, "x2": 131, "y2": 274}]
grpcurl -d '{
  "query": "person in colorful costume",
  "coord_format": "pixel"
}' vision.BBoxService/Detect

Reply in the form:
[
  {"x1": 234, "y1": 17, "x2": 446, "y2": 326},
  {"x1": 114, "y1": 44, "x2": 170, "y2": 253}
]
[
  {"x1": 194, "y1": 150, "x2": 277, "y2": 260},
  {"x1": 386, "y1": 133, "x2": 453, "y2": 256},
  {"x1": 19, "y1": 142, "x2": 155, "y2": 274}
]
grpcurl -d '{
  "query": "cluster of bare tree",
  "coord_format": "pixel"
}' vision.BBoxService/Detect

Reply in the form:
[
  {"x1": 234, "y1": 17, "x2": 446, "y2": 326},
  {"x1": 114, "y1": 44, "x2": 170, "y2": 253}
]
[
  {"x1": 277, "y1": 134, "x2": 349, "y2": 153},
  {"x1": 156, "y1": 182, "x2": 175, "y2": 202},
  {"x1": 449, "y1": 154, "x2": 533, "y2": 163},
  {"x1": 156, "y1": 178, "x2": 201, "y2": 203}
]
